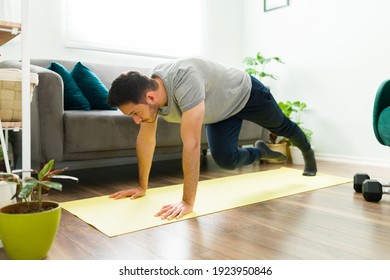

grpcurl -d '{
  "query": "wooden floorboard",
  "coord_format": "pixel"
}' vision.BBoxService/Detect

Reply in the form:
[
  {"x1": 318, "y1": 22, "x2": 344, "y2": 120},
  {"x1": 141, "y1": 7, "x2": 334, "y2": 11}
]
[{"x1": 1, "y1": 156, "x2": 389, "y2": 260}]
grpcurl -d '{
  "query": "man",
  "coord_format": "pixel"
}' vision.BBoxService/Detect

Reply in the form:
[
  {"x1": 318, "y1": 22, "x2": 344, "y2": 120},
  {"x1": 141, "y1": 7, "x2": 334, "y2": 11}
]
[{"x1": 108, "y1": 57, "x2": 317, "y2": 220}]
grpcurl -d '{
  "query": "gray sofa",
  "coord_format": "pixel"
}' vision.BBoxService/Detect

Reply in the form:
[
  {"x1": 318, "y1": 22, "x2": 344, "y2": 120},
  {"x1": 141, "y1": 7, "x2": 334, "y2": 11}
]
[{"x1": 0, "y1": 59, "x2": 264, "y2": 169}]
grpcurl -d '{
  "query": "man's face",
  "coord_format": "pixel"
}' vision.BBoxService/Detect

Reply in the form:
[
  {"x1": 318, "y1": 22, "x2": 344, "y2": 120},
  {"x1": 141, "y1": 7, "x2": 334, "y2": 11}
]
[{"x1": 119, "y1": 102, "x2": 159, "y2": 125}]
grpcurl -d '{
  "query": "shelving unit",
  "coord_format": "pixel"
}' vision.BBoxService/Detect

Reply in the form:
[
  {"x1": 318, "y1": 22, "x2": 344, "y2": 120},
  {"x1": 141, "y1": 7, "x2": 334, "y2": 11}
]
[
  {"x1": 20, "y1": 1, "x2": 32, "y2": 175},
  {"x1": 0, "y1": 20, "x2": 21, "y2": 46},
  {"x1": 0, "y1": 20, "x2": 22, "y2": 173},
  {"x1": 0, "y1": 2, "x2": 31, "y2": 252},
  {"x1": 0, "y1": 1, "x2": 30, "y2": 175}
]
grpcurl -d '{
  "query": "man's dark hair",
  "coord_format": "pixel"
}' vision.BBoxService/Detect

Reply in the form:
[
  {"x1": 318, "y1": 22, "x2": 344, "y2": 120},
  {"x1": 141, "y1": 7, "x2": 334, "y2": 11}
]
[{"x1": 108, "y1": 71, "x2": 158, "y2": 107}]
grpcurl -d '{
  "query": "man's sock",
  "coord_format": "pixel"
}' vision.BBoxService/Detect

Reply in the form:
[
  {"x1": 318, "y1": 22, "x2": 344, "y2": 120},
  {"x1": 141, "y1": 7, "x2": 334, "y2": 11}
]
[
  {"x1": 255, "y1": 140, "x2": 287, "y2": 163},
  {"x1": 302, "y1": 148, "x2": 317, "y2": 176}
]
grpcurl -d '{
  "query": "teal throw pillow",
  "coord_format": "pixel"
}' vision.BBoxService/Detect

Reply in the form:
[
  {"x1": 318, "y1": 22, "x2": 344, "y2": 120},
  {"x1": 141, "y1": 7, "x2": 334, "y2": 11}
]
[
  {"x1": 48, "y1": 62, "x2": 91, "y2": 110},
  {"x1": 71, "y1": 62, "x2": 115, "y2": 110}
]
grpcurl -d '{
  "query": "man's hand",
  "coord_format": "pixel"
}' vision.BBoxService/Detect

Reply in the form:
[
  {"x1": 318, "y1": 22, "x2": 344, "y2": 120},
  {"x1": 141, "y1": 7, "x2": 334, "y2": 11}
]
[
  {"x1": 155, "y1": 201, "x2": 193, "y2": 220},
  {"x1": 109, "y1": 186, "x2": 146, "y2": 200}
]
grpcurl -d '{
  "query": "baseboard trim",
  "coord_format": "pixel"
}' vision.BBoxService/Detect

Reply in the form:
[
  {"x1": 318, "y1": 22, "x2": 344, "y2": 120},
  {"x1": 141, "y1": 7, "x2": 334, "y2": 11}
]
[
  {"x1": 316, "y1": 153, "x2": 390, "y2": 168},
  {"x1": 32, "y1": 152, "x2": 390, "y2": 171}
]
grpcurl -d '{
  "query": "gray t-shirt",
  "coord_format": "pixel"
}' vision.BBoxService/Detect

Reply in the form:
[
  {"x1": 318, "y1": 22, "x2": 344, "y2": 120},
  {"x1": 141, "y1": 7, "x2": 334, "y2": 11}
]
[{"x1": 150, "y1": 57, "x2": 252, "y2": 124}]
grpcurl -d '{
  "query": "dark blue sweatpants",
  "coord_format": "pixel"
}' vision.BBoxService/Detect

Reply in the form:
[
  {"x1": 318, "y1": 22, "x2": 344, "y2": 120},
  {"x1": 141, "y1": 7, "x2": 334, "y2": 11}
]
[{"x1": 205, "y1": 76, "x2": 311, "y2": 170}]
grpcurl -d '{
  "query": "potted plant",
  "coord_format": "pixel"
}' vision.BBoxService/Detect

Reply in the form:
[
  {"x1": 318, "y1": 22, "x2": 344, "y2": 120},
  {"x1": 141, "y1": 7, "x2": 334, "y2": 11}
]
[
  {"x1": 0, "y1": 159, "x2": 78, "y2": 259},
  {"x1": 244, "y1": 52, "x2": 288, "y2": 162},
  {"x1": 243, "y1": 53, "x2": 313, "y2": 164},
  {"x1": 243, "y1": 51, "x2": 284, "y2": 81},
  {"x1": 265, "y1": 132, "x2": 289, "y2": 163},
  {"x1": 278, "y1": 101, "x2": 313, "y2": 164}
]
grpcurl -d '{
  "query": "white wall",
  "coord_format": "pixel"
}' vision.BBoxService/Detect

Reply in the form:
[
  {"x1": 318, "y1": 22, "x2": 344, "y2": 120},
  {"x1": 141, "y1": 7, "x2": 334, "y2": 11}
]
[
  {"x1": 243, "y1": 0, "x2": 390, "y2": 166},
  {"x1": 3, "y1": 0, "x2": 390, "y2": 167},
  {"x1": 1, "y1": 0, "x2": 244, "y2": 68}
]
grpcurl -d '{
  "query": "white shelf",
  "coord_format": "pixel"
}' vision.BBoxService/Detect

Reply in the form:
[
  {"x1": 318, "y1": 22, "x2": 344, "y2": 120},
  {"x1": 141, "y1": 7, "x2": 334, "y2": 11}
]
[
  {"x1": 0, "y1": 20, "x2": 22, "y2": 173},
  {"x1": 0, "y1": 20, "x2": 21, "y2": 46},
  {"x1": 0, "y1": 1, "x2": 31, "y2": 175}
]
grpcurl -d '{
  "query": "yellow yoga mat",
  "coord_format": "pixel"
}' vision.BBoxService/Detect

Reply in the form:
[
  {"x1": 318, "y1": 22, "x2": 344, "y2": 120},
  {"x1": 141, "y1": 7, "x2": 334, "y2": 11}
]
[{"x1": 61, "y1": 167, "x2": 351, "y2": 237}]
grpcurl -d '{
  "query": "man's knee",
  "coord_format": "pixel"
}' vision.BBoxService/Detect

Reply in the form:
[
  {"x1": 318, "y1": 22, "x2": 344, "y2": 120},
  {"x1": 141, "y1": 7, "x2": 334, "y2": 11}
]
[{"x1": 211, "y1": 152, "x2": 238, "y2": 170}]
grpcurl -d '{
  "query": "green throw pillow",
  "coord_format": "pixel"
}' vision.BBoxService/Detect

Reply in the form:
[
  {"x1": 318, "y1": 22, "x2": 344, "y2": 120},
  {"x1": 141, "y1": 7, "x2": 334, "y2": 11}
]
[
  {"x1": 71, "y1": 62, "x2": 115, "y2": 110},
  {"x1": 48, "y1": 62, "x2": 91, "y2": 110}
]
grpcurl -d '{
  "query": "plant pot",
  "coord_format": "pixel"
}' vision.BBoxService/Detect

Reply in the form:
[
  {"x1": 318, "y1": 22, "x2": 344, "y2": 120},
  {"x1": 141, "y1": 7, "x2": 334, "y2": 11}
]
[
  {"x1": 0, "y1": 201, "x2": 61, "y2": 260},
  {"x1": 0, "y1": 181, "x2": 17, "y2": 248},
  {"x1": 289, "y1": 146, "x2": 315, "y2": 165},
  {"x1": 290, "y1": 146, "x2": 305, "y2": 165},
  {"x1": 289, "y1": 146, "x2": 304, "y2": 165},
  {"x1": 265, "y1": 143, "x2": 288, "y2": 163}
]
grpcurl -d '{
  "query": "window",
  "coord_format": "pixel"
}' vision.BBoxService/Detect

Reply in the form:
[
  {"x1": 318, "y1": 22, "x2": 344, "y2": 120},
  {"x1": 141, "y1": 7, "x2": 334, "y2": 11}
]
[{"x1": 65, "y1": 0, "x2": 207, "y2": 58}]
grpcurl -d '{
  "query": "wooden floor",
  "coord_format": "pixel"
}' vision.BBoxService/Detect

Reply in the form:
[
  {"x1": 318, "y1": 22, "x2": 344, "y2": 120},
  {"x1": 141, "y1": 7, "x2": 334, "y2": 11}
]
[{"x1": 1, "y1": 156, "x2": 389, "y2": 260}]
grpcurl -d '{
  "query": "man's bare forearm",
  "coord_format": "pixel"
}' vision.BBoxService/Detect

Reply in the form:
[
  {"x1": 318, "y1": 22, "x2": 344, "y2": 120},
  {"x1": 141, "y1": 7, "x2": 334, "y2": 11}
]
[
  {"x1": 136, "y1": 136, "x2": 156, "y2": 190},
  {"x1": 181, "y1": 142, "x2": 201, "y2": 206}
]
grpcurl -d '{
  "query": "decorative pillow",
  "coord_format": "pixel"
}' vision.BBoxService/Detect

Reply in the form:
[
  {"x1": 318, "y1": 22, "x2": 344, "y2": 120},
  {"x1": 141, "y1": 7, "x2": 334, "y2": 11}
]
[
  {"x1": 48, "y1": 62, "x2": 91, "y2": 110},
  {"x1": 71, "y1": 62, "x2": 115, "y2": 110}
]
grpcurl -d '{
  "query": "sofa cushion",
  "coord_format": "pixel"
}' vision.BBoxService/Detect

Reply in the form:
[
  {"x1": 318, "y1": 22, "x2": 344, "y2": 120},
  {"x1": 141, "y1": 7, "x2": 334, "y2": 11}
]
[
  {"x1": 63, "y1": 110, "x2": 137, "y2": 153},
  {"x1": 71, "y1": 62, "x2": 114, "y2": 110},
  {"x1": 64, "y1": 110, "x2": 185, "y2": 154},
  {"x1": 48, "y1": 62, "x2": 91, "y2": 110}
]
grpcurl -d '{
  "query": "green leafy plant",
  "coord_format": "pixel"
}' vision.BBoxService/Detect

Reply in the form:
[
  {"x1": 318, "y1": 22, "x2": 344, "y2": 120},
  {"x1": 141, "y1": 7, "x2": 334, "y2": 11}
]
[
  {"x1": 243, "y1": 52, "x2": 313, "y2": 145},
  {"x1": 243, "y1": 52, "x2": 284, "y2": 80},
  {"x1": 0, "y1": 159, "x2": 78, "y2": 212},
  {"x1": 0, "y1": 172, "x2": 20, "y2": 185},
  {"x1": 271, "y1": 101, "x2": 313, "y2": 144}
]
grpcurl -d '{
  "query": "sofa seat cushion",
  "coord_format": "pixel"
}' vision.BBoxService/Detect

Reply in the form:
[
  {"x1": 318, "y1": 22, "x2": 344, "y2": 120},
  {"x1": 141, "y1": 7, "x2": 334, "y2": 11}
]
[
  {"x1": 64, "y1": 111, "x2": 187, "y2": 154},
  {"x1": 64, "y1": 110, "x2": 138, "y2": 153}
]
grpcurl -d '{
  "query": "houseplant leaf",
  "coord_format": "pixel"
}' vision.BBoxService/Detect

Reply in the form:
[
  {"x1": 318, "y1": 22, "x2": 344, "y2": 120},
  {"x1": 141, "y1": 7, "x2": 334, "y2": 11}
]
[
  {"x1": 38, "y1": 159, "x2": 55, "y2": 180},
  {"x1": 18, "y1": 177, "x2": 38, "y2": 199},
  {"x1": 49, "y1": 174, "x2": 79, "y2": 182},
  {"x1": 38, "y1": 181, "x2": 63, "y2": 191}
]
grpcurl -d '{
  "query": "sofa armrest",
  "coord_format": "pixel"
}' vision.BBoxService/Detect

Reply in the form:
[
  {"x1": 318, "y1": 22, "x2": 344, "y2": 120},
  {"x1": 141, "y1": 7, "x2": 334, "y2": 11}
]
[
  {"x1": 33, "y1": 69, "x2": 65, "y2": 163},
  {"x1": 0, "y1": 60, "x2": 65, "y2": 164}
]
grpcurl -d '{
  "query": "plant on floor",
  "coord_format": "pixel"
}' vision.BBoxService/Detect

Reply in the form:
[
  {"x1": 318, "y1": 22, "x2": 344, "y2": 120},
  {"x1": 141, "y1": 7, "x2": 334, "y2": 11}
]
[
  {"x1": 243, "y1": 51, "x2": 284, "y2": 81},
  {"x1": 2, "y1": 159, "x2": 78, "y2": 213},
  {"x1": 268, "y1": 101, "x2": 313, "y2": 145},
  {"x1": 243, "y1": 52, "x2": 288, "y2": 162},
  {"x1": 277, "y1": 100, "x2": 313, "y2": 144},
  {"x1": 243, "y1": 52, "x2": 313, "y2": 163},
  {"x1": 244, "y1": 51, "x2": 286, "y2": 145},
  {"x1": 0, "y1": 159, "x2": 78, "y2": 259},
  {"x1": 276, "y1": 100, "x2": 314, "y2": 165}
]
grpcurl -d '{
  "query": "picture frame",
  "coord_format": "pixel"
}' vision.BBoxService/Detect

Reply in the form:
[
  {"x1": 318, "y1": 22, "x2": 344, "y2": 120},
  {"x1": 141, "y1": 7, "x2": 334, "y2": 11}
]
[{"x1": 264, "y1": 0, "x2": 290, "y2": 12}]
